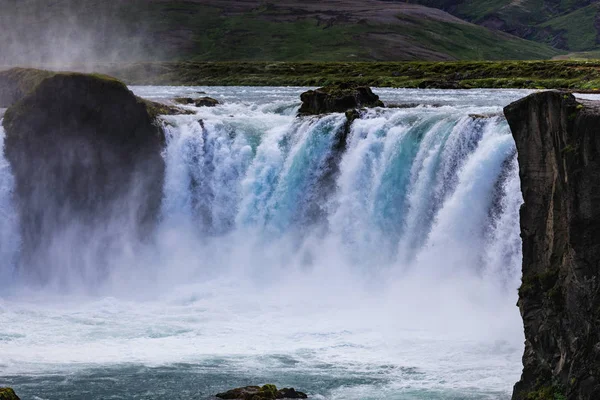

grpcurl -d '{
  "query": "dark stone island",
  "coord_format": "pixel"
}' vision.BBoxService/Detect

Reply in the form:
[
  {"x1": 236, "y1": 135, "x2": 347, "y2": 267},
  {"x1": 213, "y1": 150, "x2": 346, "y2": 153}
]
[
  {"x1": 298, "y1": 83, "x2": 383, "y2": 115},
  {"x1": 216, "y1": 384, "x2": 307, "y2": 400}
]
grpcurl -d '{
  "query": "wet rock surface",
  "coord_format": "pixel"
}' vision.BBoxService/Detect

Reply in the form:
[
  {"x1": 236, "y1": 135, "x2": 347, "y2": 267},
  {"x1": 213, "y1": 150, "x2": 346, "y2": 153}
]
[
  {"x1": 0, "y1": 388, "x2": 20, "y2": 400},
  {"x1": 216, "y1": 384, "x2": 307, "y2": 399},
  {"x1": 174, "y1": 96, "x2": 220, "y2": 107},
  {"x1": 2, "y1": 72, "x2": 166, "y2": 278},
  {"x1": 298, "y1": 83, "x2": 383, "y2": 115},
  {"x1": 505, "y1": 91, "x2": 600, "y2": 400}
]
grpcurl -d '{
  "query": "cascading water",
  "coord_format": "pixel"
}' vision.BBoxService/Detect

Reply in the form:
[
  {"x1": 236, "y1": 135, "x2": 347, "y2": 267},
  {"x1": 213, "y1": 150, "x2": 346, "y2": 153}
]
[
  {"x1": 0, "y1": 125, "x2": 19, "y2": 284},
  {"x1": 0, "y1": 88, "x2": 528, "y2": 400}
]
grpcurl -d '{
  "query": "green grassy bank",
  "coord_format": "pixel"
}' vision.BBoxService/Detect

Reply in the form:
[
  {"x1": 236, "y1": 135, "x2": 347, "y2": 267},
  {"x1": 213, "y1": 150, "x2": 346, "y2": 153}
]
[{"x1": 97, "y1": 60, "x2": 600, "y2": 90}]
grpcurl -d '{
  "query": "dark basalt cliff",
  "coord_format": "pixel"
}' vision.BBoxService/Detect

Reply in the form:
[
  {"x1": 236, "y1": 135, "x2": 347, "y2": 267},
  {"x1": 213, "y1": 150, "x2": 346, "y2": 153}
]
[
  {"x1": 505, "y1": 91, "x2": 600, "y2": 400},
  {"x1": 1, "y1": 71, "x2": 169, "y2": 278}
]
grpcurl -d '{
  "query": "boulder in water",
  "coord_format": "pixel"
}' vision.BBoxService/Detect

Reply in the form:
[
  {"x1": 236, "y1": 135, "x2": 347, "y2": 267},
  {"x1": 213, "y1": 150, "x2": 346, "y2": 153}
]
[
  {"x1": 174, "y1": 97, "x2": 195, "y2": 105},
  {"x1": 174, "y1": 96, "x2": 219, "y2": 107},
  {"x1": 216, "y1": 384, "x2": 307, "y2": 399},
  {"x1": 2, "y1": 71, "x2": 167, "y2": 277},
  {"x1": 195, "y1": 96, "x2": 220, "y2": 107},
  {"x1": 298, "y1": 83, "x2": 383, "y2": 115},
  {"x1": 0, "y1": 388, "x2": 20, "y2": 400}
]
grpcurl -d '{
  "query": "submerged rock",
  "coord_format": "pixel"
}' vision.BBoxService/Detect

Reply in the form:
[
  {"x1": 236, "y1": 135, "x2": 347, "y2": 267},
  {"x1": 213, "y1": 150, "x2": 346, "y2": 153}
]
[
  {"x1": 195, "y1": 96, "x2": 220, "y2": 107},
  {"x1": 2, "y1": 71, "x2": 166, "y2": 277},
  {"x1": 216, "y1": 384, "x2": 307, "y2": 399},
  {"x1": 174, "y1": 97, "x2": 195, "y2": 105},
  {"x1": 504, "y1": 91, "x2": 600, "y2": 400},
  {"x1": 298, "y1": 83, "x2": 383, "y2": 115},
  {"x1": 0, "y1": 388, "x2": 20, "y2": 400},
  {"x1": 174, "y1": 96, "x2": 220, "y2": 107}
]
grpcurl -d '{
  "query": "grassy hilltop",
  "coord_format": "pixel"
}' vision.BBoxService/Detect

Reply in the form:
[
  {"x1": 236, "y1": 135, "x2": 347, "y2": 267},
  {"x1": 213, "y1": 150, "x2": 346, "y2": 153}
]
[{"x1": 1, "y1": 0, "x2": 563, "y2": 65}]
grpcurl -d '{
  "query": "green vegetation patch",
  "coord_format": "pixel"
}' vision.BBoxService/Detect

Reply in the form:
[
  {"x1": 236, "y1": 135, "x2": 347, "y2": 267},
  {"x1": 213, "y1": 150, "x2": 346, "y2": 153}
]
[
  {"x1": 113, "y1": 0, "x2": 560, "y2": 62},
  {"x1": 99, "y1": 60, "x2": 600, "y2": 90},
  {"x1": 395, "y1": 15, "x2": 559, "y2": 60},
  {"x1": 538, "y1": 4, "x2": 600, "y2": 51},
  {"x1": 525, "y1": 384, "x2": 567, "y2": 400},
  {"x1": 0, "y1": 387, "x2": 20, "y2": 400}
]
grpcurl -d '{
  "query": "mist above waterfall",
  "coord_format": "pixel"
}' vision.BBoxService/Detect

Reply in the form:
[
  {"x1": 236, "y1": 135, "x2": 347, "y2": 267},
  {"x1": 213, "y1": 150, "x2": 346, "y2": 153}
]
[
  {"x1": 0, "y1": 87, "x2": 528, "y2": 399},
  {"x1": 0, "y1": 0, "x2": 161, "y2": 68}
]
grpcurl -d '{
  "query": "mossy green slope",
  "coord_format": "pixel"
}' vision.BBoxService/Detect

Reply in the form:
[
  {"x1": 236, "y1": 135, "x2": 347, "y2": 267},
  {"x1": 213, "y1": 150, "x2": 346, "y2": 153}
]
[
  {"x1": 103, "y1": 60, "x2": 600, "y2": 90},
  {"x1": 413, "y1": 0, "x2": 600, "y2": 54},
  {"x1": 537, "y1": 4, "x2": 600, "y2": 51},
  {"x1": 120, "y1": 1, "x2": 559, "y2": 61}
]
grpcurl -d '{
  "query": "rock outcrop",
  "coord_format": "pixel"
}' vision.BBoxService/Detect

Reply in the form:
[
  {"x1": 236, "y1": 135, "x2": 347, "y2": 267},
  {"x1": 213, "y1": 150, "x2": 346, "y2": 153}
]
[
  {"x1": 504, "y1": 91, "x2": 600, "y2": 400},
  {"x1": 174, "y1": 96, "x2": 220, "y2": 107},
  {"x1": 0, "y1": 388, "x2": 20, "y2": 400},
  {"x1": 216, "y1": 384, "x2": 307, "y2": 399},
  {"x1": 2, "y1": 71, "x2": 167, "y2": 278},
  {"x1": 0, "y1": 68, "x2": 55, "y2": 107},
  {"x1": 298, "y1": 83, "x2": 383, "y2": 115}
]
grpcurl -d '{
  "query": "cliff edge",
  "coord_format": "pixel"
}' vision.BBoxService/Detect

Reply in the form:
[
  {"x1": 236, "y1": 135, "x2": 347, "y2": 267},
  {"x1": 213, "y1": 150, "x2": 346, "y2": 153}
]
[{"x1": 505, "y1": 91, "x2": 600, "y2": 400}]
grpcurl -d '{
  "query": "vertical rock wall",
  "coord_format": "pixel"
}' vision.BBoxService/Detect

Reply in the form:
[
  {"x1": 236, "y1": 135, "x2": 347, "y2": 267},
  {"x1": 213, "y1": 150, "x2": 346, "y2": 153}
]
[{"x1": 505, "y1": 91, "x2": 600, "y2": 400}]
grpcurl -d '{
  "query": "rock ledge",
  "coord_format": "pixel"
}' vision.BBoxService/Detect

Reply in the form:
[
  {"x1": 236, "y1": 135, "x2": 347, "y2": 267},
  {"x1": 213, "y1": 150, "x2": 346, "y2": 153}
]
[{"x1": 299, "y1": 83, "x2": 383, "y2": 115}]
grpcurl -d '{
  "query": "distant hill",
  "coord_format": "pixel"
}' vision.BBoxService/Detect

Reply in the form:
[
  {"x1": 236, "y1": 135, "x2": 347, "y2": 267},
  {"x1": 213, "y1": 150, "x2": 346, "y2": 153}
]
[
  {"x1": 409, "y1": 0, "x2": 600, "y2": 53},
  {"x1": 0, "y1": 0, "x2": 562, "y2": 65}
]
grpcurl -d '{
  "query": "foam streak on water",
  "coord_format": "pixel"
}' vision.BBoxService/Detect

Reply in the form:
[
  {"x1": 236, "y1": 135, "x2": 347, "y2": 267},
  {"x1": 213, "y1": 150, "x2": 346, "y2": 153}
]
[{"x1": 0, "y1": 88, "x2": 529, "y2": 400}]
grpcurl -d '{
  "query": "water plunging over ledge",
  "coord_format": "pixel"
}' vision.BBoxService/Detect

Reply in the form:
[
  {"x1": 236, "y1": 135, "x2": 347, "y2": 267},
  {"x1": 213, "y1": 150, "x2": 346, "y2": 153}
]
[{"x1": 0, "y1": 87, "x2": 530, "y2": 399}]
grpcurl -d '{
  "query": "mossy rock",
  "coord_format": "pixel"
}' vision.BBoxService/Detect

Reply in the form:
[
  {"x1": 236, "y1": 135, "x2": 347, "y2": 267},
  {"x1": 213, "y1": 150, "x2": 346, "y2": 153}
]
[
  {"x1": 0, "y1": 67, "x2": 56, "y2": 107},
  {"x1": 298, "y1": 83, "x2": 383, "y2": 115},
  {"x1": 2, "y1": 70, "x2": 167, "y2": 274},
  {"x1": 0, "y1": 67, "x2": 186, "y2": 118},
  {"x1": 216, "y1": 384, "x2": 307, "y2": 399},
  {"x1": 174, "y1": 97, "x2": 195, "y2": 105},
  {"x1": 195, "y1": 96, "x2": 220, "y2": 107},
  {"x1": 0, "y1": 388, "x2": 20, "y2": 400}
]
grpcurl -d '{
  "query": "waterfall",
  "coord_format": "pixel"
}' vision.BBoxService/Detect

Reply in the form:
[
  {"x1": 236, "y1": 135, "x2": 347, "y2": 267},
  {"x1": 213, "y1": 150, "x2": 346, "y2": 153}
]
[
  {"x1": 153, "y1": 106, "x2": 522, "y2": 288},
  {"x1": 0, "y1": 124, "x2": 19, "y2": 284},
  {"x1": 0, "y1": 89, "x2": 527, "y2": 398},
  {"x1": 0, "y1": 97, "x2": 524, "y2": 294}
]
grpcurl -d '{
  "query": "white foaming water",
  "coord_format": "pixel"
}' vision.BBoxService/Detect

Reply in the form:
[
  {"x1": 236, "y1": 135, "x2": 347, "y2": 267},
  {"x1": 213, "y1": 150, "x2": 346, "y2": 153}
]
[
  {"x1": 0, "y1": 125, "x2": 19, "y2": 284},
  {"x1": 0, "y1": 88, "x2": 529, "y2": 399}
]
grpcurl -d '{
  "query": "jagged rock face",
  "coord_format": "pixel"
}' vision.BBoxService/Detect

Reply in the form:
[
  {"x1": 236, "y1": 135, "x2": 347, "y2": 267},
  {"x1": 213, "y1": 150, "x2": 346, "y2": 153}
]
[
  {"x1": 505, "y1": 91, "x2": 600, "y2": 400},
  {"x1": 2, "y1": 72, "x2": 165, "y2": 279},
  {"x1": 298, "y1": 83, "x2": 383, "y2": 115}
]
